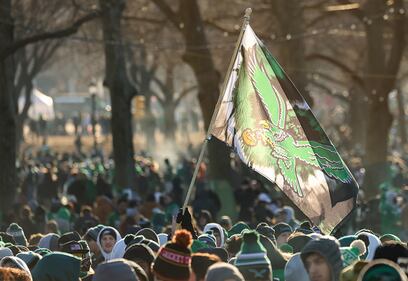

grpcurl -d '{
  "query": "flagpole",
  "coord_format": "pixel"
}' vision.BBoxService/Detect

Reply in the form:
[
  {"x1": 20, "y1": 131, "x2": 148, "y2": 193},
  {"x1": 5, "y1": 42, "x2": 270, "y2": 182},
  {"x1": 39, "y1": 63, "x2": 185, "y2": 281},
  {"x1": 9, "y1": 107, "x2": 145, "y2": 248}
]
[{"x1": 182, "y1": 8, "x2": 252, "y2": 212}]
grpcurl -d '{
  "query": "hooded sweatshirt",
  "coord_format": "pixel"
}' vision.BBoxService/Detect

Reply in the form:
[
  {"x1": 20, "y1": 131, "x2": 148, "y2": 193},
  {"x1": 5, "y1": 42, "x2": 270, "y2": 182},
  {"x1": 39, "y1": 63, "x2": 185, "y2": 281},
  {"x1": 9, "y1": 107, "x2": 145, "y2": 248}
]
[
  {"x1": 0, "y1": 256, "x2": 32, "y2": 280},
  {"x1": 93, "y1": 259, "x2": 138, "y2": 281},
  {"x1": 356, "y1": 232, "x2": 381, "y2": 261},
  {"x1": 203, "y1": 223, "x2": 226, "y2": 247},
  {"x1": 285, "y1": 253, "x2": 310, "y2": 281},
  {"x1": 97, "y1": 226, "x2": 122, "y2": 261},
  {"x1": 300, "y1": 237, "x2": 343, "y2": 281},
  {"x1": 31, "y1": 252, "x2": 81, "y2": 281},
  {"x1": 110, "y1": 237, "x2": 127, "y2": 260}
]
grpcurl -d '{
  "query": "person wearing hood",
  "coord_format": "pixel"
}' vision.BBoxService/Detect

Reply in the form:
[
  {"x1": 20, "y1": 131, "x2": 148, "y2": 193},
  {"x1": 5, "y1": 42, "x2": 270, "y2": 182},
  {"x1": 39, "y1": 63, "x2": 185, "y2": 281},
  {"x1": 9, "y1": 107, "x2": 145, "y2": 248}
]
[
  {"x1": 301, "y1": 237, "x2": 343, "y2": 281},
  {"x1": 0, "y1": 256, "x2": 32, "y2": 280},
  {"x1": 355, "y1": 231, "x2": 381, "y2": 261},
  {"x1": 275, "y1": 206, "x2": 300, "y2": 229},
  {"x1": 31, "y1": 252, "x2": 81, "y2": 281},
  {"x1": 285, "y1": 253, "x2": 310, "y2": 281},
  {"x1": 124, "y1": 243, "x2": 155, "y2": 281},
  {"x1": 205, "y1": 262, "x2": 244, "y2": 281},
  {"x1": 97, "y1": 226, "x2": 121, "y2": 262},
  {"x1": 203, "y1": 223, "x2": 226, "y2": 248}
]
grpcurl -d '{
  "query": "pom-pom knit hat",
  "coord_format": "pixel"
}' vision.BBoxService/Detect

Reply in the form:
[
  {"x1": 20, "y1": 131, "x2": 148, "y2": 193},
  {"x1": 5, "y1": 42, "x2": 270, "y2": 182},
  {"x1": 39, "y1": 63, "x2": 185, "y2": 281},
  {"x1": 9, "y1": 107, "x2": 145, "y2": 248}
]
[
  {"x1": 234, "y1": 231, "x2": 272, "y2": 281},
  {"x1": 152, "y1": 229, "x2": 192, "y2": 281}
]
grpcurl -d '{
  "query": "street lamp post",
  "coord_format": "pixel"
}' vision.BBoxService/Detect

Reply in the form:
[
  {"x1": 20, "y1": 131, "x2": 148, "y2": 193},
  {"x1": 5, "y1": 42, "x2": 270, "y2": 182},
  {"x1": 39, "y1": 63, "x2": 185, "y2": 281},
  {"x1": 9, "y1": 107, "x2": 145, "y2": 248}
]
[{"x1": 89, "y1": 82, "x2": 98, "y2": 155}]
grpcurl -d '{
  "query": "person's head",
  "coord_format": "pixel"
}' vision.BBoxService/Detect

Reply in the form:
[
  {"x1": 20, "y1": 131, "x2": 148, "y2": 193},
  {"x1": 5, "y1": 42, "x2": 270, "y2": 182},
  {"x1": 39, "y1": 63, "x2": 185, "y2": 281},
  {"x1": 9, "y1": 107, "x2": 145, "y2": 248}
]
[
  {"x1": 152, "y1": 230, "x2": 192, "y2": 281},
  {"x1": 60, "y1": 240, "x2": 93, "y2": 278},
  {"x1": 204, "y1": 262, "x2": 244, "y2": 281},
  {"x1": 273, "y1": 223, "x2": 292, "y2": 247},
  {"x1": 93, "y1": 259, "x2": 139, "y2": 281},
  {"x1": 46, "y1": 220, "x2": 59, "y2": 234},
  {"x1": 29, "y1": 233, "x2": 44, "y2": 247},
  {"x1": 234, "y1": 231, "x2": 272, "y2": 281},
  {"x1": 117, "y1": 198, "x2": 128, "y2": 215},
  {"x1": 97, "y1": 227, "x2": 121, "y2": 260},
  {"x1": 83, "y1": 225, "x2": 104, "y2": 255},
  {"x1": 203, "y1": 224, "x2": 225, "y2": 248},
  {"x1": 301, "y1": 237, "x2": 343, "y2": 281},
  {"x1": 124, "y1": 243, "x2": 155, "y2": 280},
  {"x1": 0, "y1": 267, "x2": 32, "y2": 281},
  {"x1": 191, "y1": 253, "x2": 220, "y2": 281},
  {"x1": 219, "y1": 216, "x2": 232, "y2": 231},
  {"x1": 198, "y1": 211, "x2": 213, "y2": 228},
  {"x1": 302, "y1": 253, "x2": 332, "y2": 281}
]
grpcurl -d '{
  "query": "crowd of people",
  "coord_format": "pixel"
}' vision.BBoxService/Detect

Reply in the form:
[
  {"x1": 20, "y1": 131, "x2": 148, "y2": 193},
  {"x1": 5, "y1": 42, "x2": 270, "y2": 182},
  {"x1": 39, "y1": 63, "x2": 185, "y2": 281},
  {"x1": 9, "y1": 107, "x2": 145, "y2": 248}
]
[{"x1": 0, "y1": 148, "x2": 407, "y2": 281}]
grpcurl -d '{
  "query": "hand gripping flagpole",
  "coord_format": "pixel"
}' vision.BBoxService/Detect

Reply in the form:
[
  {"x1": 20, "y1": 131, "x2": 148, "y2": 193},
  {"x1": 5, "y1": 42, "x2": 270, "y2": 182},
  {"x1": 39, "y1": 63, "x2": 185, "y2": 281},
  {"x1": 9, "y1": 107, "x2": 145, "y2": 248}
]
[{"x1": 182, "y1": 8, "x2": 252, "y2": 212}]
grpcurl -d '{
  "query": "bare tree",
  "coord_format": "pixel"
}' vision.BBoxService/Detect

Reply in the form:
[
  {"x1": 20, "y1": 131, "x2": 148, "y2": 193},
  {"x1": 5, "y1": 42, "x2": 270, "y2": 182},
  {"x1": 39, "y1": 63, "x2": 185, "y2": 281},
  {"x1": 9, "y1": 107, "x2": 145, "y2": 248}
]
[
  {"x1": 99, "y1": 0, "x2": 136, "y2": 189},
  {"x1": 0, "y1": 0, "x2": 99, "y2": 213}
]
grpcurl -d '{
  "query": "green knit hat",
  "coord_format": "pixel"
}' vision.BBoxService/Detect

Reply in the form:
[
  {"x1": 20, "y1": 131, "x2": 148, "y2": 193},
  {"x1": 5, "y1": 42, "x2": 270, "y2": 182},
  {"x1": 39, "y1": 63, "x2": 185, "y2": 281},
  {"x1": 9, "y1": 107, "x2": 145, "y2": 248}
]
[
  {"x1": 228, "y1": 222, "x2": 250, "y2": 238},
  {"x1": 234, "y1": 231, "x2": 272, "y2": 281},
  {"x1": 379, "y1": 234, "x2": 401, "y2": 243},
  {"x1": 191, "y1": 240, "x2": 209, "y2": 253},
  {"x1": 340, "y1": 239, "x2": 366, "y2": 267}
]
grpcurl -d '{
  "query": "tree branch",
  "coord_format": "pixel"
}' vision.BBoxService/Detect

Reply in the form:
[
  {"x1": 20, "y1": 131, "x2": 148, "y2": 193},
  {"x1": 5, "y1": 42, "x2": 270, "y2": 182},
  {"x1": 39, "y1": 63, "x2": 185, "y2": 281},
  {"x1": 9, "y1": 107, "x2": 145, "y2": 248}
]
[
  {"x1": 335, "y1": 0, "x2": 364, "y2": 20},
  {"x1": 306, "y1": 53, "x2": 365, "y2": 88},
  {"x1": 1, "y1": 10, "x2": 100, "y2": 59},
  {"x1": 309, "y1": 81, "x2": 349, "y2": 102},
  {"x1": 150, "y1": 0, "x2": 180, "y2": 27},
  {"x1": 175, "y1": 85, "x2": 197, "y2": 104},
  {"x1": 122, "y1": 15, "x2": 167, "y2": 24}
]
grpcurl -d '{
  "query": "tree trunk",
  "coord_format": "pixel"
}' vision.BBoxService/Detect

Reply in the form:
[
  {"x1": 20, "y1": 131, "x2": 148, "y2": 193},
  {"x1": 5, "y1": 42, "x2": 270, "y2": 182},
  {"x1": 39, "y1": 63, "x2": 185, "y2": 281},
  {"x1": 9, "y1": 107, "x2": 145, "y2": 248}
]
[
  {"x1": 163, "y1": 102, "x2": 176, "y2": 139},
  {"x1": 0, "y1": 0, "x2": 17, "y2": 215},
  {"x1": 179, "y1": 0, "x2": 232, "y2": 180},
  {"x1": 396, "y1": 89, "x2": 407, "y2": 147},
  {"x1": 100, "y1": 0, "x2": 136, "y2": 189},
  {"x1": 362, "y1": 0, "x2": 404, "y2": 200},
  {"x1": 272, "y1": 0, "x2": 313, "y2": 106},
  {"x1": 348, "y1": 88, "x2": 367, "y2": 151}
]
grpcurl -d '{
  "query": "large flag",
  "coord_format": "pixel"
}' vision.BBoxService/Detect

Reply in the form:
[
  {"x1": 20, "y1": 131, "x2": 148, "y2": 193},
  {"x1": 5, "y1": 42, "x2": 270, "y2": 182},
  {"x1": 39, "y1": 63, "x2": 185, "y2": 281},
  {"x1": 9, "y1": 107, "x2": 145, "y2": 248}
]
[{"x1": 210, "y1": 25, "x2": 359, "y2": 234}]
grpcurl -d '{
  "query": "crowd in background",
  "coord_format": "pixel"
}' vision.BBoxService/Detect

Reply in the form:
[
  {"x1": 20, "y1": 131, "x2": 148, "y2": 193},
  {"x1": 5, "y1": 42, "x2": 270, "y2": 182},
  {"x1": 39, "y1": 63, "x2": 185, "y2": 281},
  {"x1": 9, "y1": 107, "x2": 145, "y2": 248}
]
[{"x1": 0, "y1": 147, "x2": 407, "y2": 281}]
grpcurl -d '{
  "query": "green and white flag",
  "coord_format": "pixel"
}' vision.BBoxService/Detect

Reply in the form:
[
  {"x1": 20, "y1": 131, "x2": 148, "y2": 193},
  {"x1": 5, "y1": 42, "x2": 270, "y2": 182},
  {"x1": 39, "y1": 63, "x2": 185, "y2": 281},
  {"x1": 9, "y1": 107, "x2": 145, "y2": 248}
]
[{"x1": 210, "y1": 25, "x2": 358, "y2": 234}]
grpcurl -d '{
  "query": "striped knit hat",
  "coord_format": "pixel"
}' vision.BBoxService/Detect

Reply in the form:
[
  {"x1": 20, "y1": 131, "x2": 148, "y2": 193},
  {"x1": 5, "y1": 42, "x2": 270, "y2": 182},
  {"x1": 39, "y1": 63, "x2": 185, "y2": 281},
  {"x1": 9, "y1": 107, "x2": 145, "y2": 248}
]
[
  {"x1": 152, "y1": 230, "x2": 192, "y2": 281},
  {"x1": 234, "y1": 231, "x2": 272, "y2": 281}
]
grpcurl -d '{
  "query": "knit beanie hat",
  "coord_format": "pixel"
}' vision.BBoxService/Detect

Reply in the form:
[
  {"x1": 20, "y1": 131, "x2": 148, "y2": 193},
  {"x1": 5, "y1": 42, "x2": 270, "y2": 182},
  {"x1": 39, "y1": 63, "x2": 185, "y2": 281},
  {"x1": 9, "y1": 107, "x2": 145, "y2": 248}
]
[
  {"x1": 234, "y1": 231, "x2": 272, "y2": 281},
  {"x1": 34, "y1": 248, "x2": 52, "y2": 257},
  {"x1": 0, "y1": 232, "x2": 15, "y2": 244},
  {"x1": 152, "y1": 229, "x2": 192, "y2": 281},
  {"x1": 58, "y1": 231, "x2": 81, "y2": 249},
  {"x1": 0, "y1": 256, "x2": 32, "y2": 278},
  {"x1": 124, "y1": 234, "x2": 160, "y2": 253},
  {"x1": 225, "y1": 235, "x2": 242, "y2": 257},
  {"x1": 258, "y1": 234, "x2": 287, "y2": 281},
  {"x1": 288, "y1": 235, "x2": 312, "y2": 253},
  {"x1": 340, "y1": 239, "x2": 367, "y2": 267},
  {"x1": 301, "y1": 237, "x2": 343, "y2": 281},
  {"x1": 136, "y1": 228, "x2": 159, "y2": 244},
  {"x1": 228, "y1": 222, "x2": 250, "y2": 238},
  {"x1": 198, "y1": 232, "x2": 217, "y2": 248},
  {"x1": 17, "y1": 251, "x2": 42, "y2": 270},
  {"x1": 379, "y1": 234, "x2": 401, "y2": 244},
  {"x1": 295, "y1": 222, "x2": 314, "y2": 235},
  {"x1": 339, "y1": 235, "x2": 357, "y2": 247},
  {"x1": 191, "y1": 240, "x2": 210, "y2": 253},
  {"x1": 205, "y1": 262, "x2": 244, "y2": 281},
  {"x1": 0, "y1": 247, "x2": 13, "y2": 259},
  {"x1": 197, "y1": 247, "x2": 229, "y2": 262},
  {"x1": 38, "y1": 233, "x2": 60, "y2": 251},
  {"x1": 124, "y1": 243, "x2": 155, "y2": 265},
  {"x1": 256, "y1": 223, "x2": 276, "y2": 245},
  {"x1": 83, "y1": 224, "x2": 105, "y2": 242},
  {"x1": 6, "y1": 223, "x2": 27, "y2": 247},
  {"x1": 191, "y1": 253, "x2": 220, "y2": 280},
  {"x1": 373, "y1": 241, "x2": 408, "y2": 264},
  {"x1": 273, "y1": 223, "x2": 292, "y2": 238}
]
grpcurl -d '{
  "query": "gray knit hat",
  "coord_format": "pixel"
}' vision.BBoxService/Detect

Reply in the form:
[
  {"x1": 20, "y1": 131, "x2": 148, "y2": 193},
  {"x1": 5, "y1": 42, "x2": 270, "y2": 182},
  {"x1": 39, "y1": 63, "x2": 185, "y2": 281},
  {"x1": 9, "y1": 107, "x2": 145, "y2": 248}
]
[
  {"x1": 6, "y1": 223, "x2": 27, "y2": 247},
  {"x1": 205, "y1": 262, "x2": 244, "y2": 281},
  {"x1": 301, "y1": 237, "x2": 343, "y2": 281}
]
